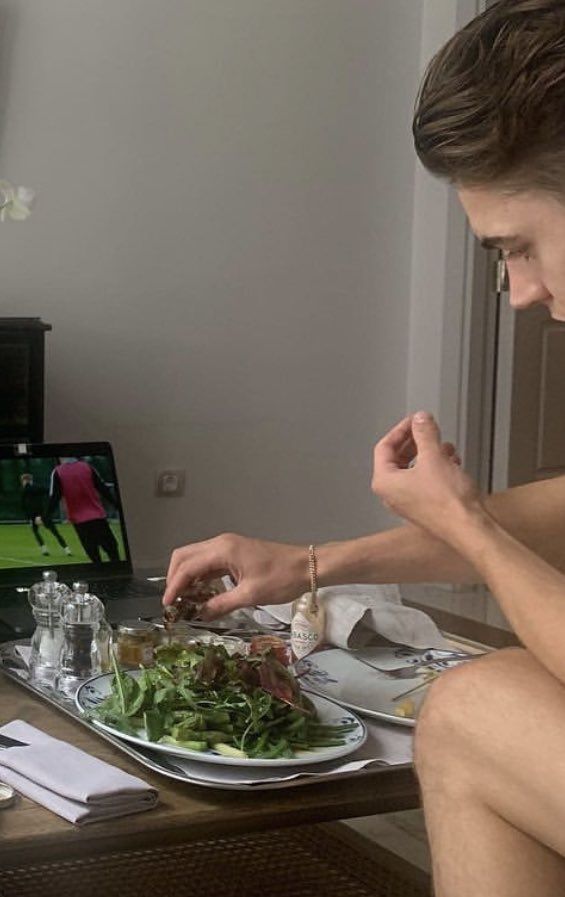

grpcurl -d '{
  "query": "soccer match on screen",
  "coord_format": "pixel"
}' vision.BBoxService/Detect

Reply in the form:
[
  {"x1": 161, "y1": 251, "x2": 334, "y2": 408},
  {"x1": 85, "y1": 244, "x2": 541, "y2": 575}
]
[{"x1": 0, "y1": 455, "x2": 126, "y2": 570}]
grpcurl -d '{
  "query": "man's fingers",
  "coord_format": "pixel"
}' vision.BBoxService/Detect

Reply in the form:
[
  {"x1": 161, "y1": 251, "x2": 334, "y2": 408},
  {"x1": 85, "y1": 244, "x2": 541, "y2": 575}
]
[
  {"x1": 162, "y1": 556, "x2": 227, "y2": 606},
  {"x1": 441, "y1": 442, "x2": 462, "y2": 465},
  {"x1": 397, "y1": 434, "x2": 417, "y2": 468},
  {"x1": 163, "y1": 551, "x2": 192, "y2": 605},
  {"x1": 164, "y1": 535, "x2": 235, "y2": 605},
  {"x1": 411, "y1": 411, "x2": 442, "y2": 453},
  {"x1": 198, "y1": 588, "x2": 252, "y2": 620},
  {"x1": 373, "y1": 416, "x2": 413, "y2": 469},
  {"x1": 378, "y1": 416, "x2": 413, "y2": 448},
  {"x1": 165, "y1": 544, "x2": 197, "y2": 587}
]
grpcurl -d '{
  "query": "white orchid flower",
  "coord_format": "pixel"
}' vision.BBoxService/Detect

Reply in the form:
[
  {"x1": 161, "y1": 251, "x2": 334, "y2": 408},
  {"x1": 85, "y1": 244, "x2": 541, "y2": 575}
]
[{"x1": 0, "y1": 181, "x2": 35, "y2": 221}]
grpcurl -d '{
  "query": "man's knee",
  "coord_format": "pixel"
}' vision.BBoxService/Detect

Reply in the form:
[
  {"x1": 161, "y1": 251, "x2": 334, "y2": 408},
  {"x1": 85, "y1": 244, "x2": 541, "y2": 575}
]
[{"x1": 414, "y1": 646, "x2": 529, "y2": 779}]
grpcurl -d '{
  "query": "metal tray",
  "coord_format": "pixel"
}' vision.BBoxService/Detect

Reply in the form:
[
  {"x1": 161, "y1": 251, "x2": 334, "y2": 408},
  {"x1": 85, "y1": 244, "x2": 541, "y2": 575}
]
[{"x1": 0, "y1": 641, "x2": 404, "y2": 791}]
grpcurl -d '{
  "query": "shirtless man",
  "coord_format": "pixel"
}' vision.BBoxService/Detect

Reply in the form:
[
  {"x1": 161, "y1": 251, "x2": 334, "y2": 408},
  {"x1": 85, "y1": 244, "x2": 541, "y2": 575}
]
[{"x1": 164, "y1": 3, "x2": 565, "y2": 892}]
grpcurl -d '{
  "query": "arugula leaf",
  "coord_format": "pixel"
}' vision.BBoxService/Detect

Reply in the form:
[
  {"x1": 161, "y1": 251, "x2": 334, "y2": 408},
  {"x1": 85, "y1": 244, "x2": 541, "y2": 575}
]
[
  {"x1": 88, "y1": 640, "x2": 356, "y2": 760},
  {"x1": 111, "y1": 648, "x2": 130, "y2": 715},
  {"x1": 144, "y1": 709, "x2": 164, "y2": 742}
]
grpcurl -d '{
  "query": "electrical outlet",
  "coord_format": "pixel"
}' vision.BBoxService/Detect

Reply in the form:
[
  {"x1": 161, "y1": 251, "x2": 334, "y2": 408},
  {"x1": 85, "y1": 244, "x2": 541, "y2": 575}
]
[{"x1": 155, "y1": 469, "x2": 186, "y2": 497}]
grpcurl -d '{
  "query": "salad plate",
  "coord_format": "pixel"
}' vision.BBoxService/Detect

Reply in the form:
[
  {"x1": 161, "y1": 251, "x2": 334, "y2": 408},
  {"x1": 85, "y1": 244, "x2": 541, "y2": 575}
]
[
  {"x1": 295, "y1": 646, "x2": 470, "y2": 727},
  {"x1": 76, "y1": 670, "x2": 366, "y2": 768}
]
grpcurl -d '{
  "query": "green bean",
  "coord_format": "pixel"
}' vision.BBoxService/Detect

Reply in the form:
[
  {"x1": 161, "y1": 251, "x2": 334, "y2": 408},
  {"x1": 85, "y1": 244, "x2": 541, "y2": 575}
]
[
  {"x1": 159, "y1": 735, "x2": 207, "y2": 751},
  {"x1": 91, "y1": 642, "x2": 359, "y2": 760}
]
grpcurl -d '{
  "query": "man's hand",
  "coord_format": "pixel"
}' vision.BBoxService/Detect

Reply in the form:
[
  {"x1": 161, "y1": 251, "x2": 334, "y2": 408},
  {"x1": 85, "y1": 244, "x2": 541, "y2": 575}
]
[
  {"x1": 371, "y1": 412, "x2": 483, "y2": 543},
  {"x1": 34, "y1": 516, "x2": 43, "y2": 527},
  {"x1": 162, "y1": 534, "x2": 309, "y2": 620}
]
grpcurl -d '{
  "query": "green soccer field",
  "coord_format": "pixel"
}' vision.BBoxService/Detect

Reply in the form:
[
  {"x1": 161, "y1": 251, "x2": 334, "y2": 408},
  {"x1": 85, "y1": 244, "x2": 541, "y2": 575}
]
[{"x1": 0, "y1": 522, "x2": 126, "y2": 570}]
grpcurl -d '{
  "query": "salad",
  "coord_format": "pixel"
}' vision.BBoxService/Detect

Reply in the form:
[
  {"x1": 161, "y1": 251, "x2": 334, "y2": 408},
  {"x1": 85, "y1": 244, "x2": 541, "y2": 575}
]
[{"x1": 88, "y1": 641, "x2": 357, "y2": 760}]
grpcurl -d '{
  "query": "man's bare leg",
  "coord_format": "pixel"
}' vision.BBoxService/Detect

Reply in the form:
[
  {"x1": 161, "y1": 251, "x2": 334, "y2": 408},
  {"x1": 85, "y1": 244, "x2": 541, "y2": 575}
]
[{"x1": 415, "y1": 648, "x2": 565, "y2": 896}]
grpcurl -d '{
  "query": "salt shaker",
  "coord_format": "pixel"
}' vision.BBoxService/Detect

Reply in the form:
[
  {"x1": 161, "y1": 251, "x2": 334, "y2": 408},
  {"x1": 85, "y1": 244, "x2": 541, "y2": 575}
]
[
  {"x1": 28, "y1": 571, "x2": 72, "y2": 686},
  {"x1": 55, "y1": 582, "x2": 105, "y2": 698}
]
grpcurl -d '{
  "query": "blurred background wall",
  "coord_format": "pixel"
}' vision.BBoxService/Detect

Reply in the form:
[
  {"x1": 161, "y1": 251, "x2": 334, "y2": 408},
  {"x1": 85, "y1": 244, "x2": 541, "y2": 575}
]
[{"x1": 0, "y1": 1, "x2": 470, "y2": 567}]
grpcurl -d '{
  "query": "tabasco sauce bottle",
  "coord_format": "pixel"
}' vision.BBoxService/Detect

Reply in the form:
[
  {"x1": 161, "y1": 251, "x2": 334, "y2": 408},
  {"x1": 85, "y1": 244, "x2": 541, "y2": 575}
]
[{"x1": 290, "y1": 545, "x2": 325, "y2": 661}]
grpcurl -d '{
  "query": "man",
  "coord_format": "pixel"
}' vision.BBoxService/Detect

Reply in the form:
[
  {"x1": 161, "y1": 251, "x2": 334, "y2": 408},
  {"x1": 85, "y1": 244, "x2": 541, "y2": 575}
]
[
  {"x1": 20, "y1": 473, "x2": 72, "y2": 557},
  {"x1": 47, "y1": 458, "x2": 120, "y2": 564},
  {"x1": 163, "y1": 2, "x2": 565, "y2": 892}
]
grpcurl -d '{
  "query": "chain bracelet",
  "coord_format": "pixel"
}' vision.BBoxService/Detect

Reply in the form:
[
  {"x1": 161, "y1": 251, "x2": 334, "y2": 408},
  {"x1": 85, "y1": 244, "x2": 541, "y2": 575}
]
[{"x1": 308, "y1": 544, "x2": 318, "y2": 599}]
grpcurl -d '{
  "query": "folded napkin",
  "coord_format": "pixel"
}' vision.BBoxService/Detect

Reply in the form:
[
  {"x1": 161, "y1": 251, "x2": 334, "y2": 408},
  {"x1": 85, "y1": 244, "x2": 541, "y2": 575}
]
[
  {"x1": 256, "y1": 584, "x2": 450, "y2": 650},
  {"x1": 0, "y1": 720, "x2": 158, "y2": 825}
]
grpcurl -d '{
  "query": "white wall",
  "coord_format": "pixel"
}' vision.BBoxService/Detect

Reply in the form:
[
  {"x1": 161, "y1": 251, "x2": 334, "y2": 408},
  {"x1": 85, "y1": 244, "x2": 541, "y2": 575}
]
[
  {"x1": 407, "y1": 0, "x2": 481, "y2": 447},
  {"x1": 0, "y1": 0, "x2": 423, "y2": 566}
]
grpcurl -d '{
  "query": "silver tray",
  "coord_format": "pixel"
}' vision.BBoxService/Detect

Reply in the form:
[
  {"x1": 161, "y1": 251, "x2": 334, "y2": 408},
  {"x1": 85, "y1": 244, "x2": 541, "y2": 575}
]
[{"x1": 0, "y1": 641, "x2": 407, "y2": 791}]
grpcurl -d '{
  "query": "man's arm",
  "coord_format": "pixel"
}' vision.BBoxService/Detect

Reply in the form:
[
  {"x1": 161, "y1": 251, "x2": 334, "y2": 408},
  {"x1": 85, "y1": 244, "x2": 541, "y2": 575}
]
[
  {"x1": 316, "y1": 475, "x2": 565, "y2": 587},
  {"x1": 370, "y1": 413, "x2": 565, "y2": 684},
  {"x1": 90, "y1": 467, "x2": 116, "y2": 507},
  {"x1": 164, "y1": 472, "x2": 565, "y2": 617},
  {"x1": 446, "y1": 506, "x2": 565, "y2": 682}
]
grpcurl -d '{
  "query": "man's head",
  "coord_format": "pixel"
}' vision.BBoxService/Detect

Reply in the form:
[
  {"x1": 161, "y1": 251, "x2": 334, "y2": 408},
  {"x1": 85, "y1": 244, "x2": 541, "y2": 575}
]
[
  {"x1": 414, "y1": 0, "x2": 565, "y2": 320},
  {"x1": 414, "y1": 0, "x2": 565, "y2": 194},
  {"x1": 20, "y1": 473, "x2": 33, "y2": 486}
]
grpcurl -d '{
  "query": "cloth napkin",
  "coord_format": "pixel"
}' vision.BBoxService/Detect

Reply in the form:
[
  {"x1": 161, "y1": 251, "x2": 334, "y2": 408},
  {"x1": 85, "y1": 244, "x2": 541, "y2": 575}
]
[
  {"x1": 0, "y1": 720, "x2": 158, "y2": 825},
  {"x1": 255, "y1": 584, "x2": 450, "y2": 650}
]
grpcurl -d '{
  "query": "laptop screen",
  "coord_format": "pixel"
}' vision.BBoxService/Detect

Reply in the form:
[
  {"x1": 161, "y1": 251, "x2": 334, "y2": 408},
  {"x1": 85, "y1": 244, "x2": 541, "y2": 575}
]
[{"x1": 0, "y1": 442, "x2": 133, "y2": 587}]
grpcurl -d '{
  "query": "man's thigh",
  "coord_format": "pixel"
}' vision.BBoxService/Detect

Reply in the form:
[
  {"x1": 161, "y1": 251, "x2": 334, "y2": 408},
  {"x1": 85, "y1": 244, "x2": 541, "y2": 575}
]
[{"x1": 417, "y1": 647, "x2": 565, "y2": 855}]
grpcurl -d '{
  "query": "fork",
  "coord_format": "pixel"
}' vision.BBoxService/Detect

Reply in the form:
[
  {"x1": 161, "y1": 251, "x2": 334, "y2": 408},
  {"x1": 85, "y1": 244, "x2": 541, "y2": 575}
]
[{"x1": 358, "y1": 651, "x2": 481, "y2": 680}]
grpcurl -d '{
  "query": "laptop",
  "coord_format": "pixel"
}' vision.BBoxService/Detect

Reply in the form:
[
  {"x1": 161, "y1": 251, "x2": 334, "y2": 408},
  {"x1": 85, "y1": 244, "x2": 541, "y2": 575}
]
[{"x1": 0, "y1": 441, "x2": 164, "y2": 637}]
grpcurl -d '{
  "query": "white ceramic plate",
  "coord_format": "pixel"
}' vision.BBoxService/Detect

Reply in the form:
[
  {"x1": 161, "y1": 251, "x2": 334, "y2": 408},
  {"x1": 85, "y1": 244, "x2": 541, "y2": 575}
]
[
  {"x1": 75, "y1": 671, "x2": 366, "y2": 767},
  {"x1": 295, "y1": 647, "x2": 467, "y2": 727}
]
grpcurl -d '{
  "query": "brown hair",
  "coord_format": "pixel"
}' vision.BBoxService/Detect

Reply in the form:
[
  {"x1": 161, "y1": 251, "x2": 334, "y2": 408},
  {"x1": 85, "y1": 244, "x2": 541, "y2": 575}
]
[{"x1": 413, "y1": 0, "x2": 565, "y2": 194}]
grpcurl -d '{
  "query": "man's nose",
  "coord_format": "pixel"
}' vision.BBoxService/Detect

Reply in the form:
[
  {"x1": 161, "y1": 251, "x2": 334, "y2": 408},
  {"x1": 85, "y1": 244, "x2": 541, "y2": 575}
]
[{"x1": 508, "y1": 268, "x2": 552, "y2": 311}]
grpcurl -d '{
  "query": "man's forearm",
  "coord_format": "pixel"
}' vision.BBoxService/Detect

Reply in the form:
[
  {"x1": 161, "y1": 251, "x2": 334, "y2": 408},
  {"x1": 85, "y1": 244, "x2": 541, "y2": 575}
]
[
  {"x1": 316, "y1": 524, "x2": 478, "y2": 587},
  {"x1": 447, "y1": 506, "x2": 565, "y2": 683},
  {"x1": 316, "y1": 476, "x2": 565, "y2": 588}
]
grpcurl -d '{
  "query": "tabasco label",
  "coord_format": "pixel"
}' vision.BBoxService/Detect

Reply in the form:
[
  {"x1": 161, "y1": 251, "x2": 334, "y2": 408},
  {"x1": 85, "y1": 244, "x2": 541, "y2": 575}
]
[{"x1": 290, "y1": 611, "x2": 324, "y2": 660}]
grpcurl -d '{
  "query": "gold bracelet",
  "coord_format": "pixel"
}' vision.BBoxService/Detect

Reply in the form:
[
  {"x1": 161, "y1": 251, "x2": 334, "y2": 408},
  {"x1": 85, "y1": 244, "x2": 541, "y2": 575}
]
[{"x1": 308, "y1": 544, "x2": 318, "y2": 599}]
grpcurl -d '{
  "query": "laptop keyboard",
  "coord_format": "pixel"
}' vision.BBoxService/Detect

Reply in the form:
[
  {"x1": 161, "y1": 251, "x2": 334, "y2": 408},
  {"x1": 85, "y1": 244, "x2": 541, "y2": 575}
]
[{"x1": 94, "y1": 579, "x2": 162, "y2": 601}]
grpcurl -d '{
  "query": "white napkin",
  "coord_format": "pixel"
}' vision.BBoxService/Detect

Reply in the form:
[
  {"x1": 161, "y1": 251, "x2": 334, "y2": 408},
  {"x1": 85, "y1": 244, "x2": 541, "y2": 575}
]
[
  {"x1": 257, "y1": 584, "x2": 450, "y2": 650},
  {"x1": 0, "y1": 720, "x2": 158, "y2": 825}
]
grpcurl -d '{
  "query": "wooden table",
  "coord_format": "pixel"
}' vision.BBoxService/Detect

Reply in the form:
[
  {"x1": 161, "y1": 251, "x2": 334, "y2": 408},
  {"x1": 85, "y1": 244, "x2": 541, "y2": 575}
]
[{"x1": 0, "y1": 673, "x2": 419, "y2": 870}]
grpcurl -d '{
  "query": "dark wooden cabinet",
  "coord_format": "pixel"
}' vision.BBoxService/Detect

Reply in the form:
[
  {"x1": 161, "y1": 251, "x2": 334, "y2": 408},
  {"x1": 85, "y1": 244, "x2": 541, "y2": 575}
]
[{"x1": 0, "y1": 318, "x2": 51, "y2": 443}]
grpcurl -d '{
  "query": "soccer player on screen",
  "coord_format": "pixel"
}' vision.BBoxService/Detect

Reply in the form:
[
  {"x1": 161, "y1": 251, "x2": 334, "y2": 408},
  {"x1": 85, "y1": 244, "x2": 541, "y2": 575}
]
[
  {"x1": 20, "y1": 473, "x2": 72, "y2": 558},
  {"x1": 46, "y1": 458, "x2": 120, "y2": 564}
]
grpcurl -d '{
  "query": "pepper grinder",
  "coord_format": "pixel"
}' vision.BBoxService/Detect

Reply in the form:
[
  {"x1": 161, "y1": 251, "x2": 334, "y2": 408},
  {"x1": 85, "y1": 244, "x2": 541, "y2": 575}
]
[{"x1": 55, "y1": 582, "x2": 105, "y2": 698}]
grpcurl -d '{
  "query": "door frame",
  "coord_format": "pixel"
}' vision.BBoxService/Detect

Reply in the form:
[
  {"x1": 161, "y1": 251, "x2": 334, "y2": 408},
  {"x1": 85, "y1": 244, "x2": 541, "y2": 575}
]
[{"x1": 407, "y1": 0, "x2": 492, "y2": 490}]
